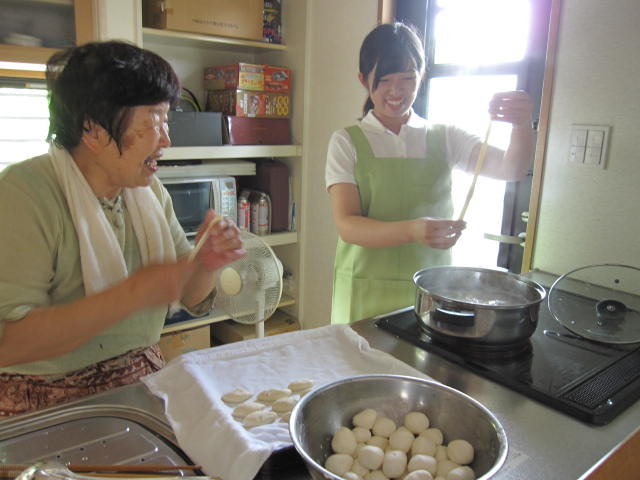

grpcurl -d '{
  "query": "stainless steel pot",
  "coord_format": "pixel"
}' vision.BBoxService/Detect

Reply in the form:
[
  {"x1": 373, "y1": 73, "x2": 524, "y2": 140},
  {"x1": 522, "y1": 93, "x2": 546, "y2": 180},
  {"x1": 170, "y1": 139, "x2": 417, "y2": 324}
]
[{"x1": 414, "y1": 266, "x2": 546, "y2": 346}]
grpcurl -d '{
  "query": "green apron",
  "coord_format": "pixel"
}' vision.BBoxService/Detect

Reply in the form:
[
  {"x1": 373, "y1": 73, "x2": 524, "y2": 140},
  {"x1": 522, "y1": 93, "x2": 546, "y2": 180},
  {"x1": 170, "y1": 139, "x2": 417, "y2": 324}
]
[{"x1": 331, "y1": 124, "x2": 454, "y2": 324}]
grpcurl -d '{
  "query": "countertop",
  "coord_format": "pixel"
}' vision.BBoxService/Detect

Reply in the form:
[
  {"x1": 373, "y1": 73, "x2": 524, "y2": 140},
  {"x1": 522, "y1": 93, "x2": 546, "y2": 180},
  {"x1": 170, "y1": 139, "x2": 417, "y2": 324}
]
[
  {"x1": 350, "y1": 314, "x2": 640, "y2": 480},
  {"x1": 3, "y1": 300, "x2": 639, "y2": 479}
]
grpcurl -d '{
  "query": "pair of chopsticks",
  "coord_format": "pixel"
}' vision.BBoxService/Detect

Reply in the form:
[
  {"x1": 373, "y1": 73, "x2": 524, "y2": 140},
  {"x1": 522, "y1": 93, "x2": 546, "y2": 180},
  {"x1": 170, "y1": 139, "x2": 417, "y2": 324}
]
[
  {"x1": 0, "y1": 464, "x2": 201, "y2": 479},
  {"x1": 188, "y1": 214, "x2": 223, "y2": 262},
  {"x1": 457, "y1": 121, "x2": 492, "y2": 222}
]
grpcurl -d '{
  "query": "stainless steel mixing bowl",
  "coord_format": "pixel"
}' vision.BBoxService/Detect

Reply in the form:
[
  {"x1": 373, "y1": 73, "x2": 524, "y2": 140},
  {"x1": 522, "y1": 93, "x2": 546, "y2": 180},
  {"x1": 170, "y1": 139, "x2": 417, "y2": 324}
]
[{"x1": 289, "y1": 374, "x2": 507, "y2": 480}]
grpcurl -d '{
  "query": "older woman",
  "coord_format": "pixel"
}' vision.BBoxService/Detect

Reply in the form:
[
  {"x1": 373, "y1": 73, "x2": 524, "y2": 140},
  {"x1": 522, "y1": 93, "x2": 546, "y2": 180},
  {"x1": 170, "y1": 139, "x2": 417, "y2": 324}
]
[{"x1": 0, "y1": 41, "x2": 245, "y2": 415}]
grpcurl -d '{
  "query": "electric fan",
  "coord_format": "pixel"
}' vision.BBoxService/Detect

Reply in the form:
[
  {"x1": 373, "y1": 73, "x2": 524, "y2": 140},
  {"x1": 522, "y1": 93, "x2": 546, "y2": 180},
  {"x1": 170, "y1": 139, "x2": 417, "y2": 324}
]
[{"x1": 214, "y1": 231, "x2": 284, "y2": 337}]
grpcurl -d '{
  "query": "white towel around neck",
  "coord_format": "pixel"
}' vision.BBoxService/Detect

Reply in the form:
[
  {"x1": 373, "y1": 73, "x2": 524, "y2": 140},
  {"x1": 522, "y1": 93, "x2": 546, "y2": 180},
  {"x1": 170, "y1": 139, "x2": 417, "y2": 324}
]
[{"x1": 49, "y1": 144, "x2": 176, "y2": 295}]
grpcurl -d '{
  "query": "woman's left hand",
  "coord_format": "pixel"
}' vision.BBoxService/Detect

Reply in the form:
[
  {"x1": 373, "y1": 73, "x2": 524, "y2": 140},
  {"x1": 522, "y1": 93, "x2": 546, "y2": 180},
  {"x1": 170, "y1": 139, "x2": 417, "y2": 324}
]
[
  {"x1": 488, "y1": 91, "x2": 533, "y2": 129},
  {"x1": 193, "y1": 210, "x2": 246, "y2": 271}
]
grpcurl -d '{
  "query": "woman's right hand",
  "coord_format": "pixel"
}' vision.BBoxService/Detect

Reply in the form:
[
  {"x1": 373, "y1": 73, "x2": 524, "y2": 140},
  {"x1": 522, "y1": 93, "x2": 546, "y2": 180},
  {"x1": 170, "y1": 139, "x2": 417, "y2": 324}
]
[{"x1": 410, "y1": 217, "x2": 466, "y2": 249}]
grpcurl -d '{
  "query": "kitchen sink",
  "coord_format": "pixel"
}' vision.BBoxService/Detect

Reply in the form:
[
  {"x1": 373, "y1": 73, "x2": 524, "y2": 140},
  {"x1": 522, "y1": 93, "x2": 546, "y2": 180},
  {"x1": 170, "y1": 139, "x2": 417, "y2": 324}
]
[{"x1": 0, "y1": 385, "x2": 198, "y2": 477}]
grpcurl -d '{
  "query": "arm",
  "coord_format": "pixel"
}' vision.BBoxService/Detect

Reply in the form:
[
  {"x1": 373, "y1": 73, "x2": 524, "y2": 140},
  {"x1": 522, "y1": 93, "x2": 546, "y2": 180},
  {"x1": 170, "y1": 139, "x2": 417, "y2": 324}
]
[
  {"x1": 0, "y1": 259, "x2": 197, "y2": 367},
  {"x1": 473, "y1": 90, "x2": 535, "y2": 181},
  {"x1": 329, "y1": 183, "x2": 465, "y2": 249}
]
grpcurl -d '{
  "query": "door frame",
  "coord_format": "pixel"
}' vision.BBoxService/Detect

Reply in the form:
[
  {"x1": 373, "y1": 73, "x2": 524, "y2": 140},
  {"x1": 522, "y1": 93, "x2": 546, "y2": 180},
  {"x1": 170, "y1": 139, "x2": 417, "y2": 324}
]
[{"x1": 521, "y1": 0, "x2": 562, "y2": 272}]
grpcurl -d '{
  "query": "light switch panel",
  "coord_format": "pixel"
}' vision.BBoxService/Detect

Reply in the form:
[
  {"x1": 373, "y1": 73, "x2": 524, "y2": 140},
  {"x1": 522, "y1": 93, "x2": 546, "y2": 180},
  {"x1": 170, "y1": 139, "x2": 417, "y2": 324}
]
[{"x1": 569, "y1": 124, "x2": 610, "y2": 168}]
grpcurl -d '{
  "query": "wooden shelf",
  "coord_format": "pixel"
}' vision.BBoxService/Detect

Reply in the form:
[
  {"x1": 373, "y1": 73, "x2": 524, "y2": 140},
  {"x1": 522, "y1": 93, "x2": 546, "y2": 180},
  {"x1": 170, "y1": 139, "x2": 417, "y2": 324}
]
[
  {"x1": 160, "y1": 145, "x2": 302, "y2": 161},
  {"x1": 0, "y1": 44, "x2": 60, "y2": 66},
  {"x1": 142, "y1": 27, "x2": 287, "y2": 53},
  {"x1": 162, "y1": 294, "x2": 296, "y2": 334},
  {"x1": 264, "y1": 231, "x2": 297, "y2": 247}
]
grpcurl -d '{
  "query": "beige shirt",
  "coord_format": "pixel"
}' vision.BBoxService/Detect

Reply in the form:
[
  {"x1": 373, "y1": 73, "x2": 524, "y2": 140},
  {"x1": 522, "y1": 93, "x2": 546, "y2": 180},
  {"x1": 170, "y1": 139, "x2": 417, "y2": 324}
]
[{"x1": 0, "y1": 154, "x2": 193, "y2": 375}]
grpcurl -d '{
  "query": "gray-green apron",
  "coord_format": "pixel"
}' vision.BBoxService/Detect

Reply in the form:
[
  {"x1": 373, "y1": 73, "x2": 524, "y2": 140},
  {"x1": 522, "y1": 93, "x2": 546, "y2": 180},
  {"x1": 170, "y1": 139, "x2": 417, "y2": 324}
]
[{"x1": 331, "y1": 124, "x2": 454, "y2": 324}]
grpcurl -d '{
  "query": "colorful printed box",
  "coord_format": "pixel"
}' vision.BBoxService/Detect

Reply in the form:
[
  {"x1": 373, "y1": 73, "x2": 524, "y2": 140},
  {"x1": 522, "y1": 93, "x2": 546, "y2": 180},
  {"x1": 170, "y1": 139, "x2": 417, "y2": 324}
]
[{"x1": 205, "y1": 89, "x2": 291, "y2": 118}]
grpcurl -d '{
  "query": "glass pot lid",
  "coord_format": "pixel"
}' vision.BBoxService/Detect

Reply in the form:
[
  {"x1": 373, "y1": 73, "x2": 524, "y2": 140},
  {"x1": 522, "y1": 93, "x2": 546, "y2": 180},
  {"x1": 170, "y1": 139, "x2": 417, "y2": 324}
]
[{"x1": 548, "y1": 264, "x2": 640, "y2": 344}]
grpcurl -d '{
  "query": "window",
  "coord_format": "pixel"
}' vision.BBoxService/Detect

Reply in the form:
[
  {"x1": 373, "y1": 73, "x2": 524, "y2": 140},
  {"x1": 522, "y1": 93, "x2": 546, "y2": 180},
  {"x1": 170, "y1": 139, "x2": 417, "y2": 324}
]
[
  {"x1": 396, "y1": 0, "x2": 551, "y2": 271},
  {"x1": 0, "y1": 80, "x2": 49, "y2": 172}
]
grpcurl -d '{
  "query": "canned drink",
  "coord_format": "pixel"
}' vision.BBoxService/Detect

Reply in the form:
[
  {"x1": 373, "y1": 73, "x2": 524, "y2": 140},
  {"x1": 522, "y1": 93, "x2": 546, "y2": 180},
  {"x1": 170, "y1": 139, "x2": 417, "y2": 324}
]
[
  {"x1": 237, "y1": 190, "x2": 251, "y2": 231},
  {"x1": 250, "y1": 191, "x2": 271, "y2": 236}
]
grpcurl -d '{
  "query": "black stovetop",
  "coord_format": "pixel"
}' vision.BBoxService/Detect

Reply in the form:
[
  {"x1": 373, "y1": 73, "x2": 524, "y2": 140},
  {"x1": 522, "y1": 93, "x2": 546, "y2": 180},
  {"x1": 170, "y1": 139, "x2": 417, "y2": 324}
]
[{"x1": 376, "y1": 298, "x2": 640, "y2": 425}]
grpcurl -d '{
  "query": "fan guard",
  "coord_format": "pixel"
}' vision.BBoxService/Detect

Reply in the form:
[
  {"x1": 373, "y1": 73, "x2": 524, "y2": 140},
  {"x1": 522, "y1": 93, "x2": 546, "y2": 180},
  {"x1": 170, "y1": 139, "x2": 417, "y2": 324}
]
[{"x1": 214, "y1": 231, "x2": 283, "y2": 327}]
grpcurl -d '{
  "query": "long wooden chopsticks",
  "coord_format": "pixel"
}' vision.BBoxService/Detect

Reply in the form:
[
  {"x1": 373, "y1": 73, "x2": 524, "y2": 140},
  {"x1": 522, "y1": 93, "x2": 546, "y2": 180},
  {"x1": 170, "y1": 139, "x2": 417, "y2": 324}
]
[{"x1": 457, "y1": 121, "x2": 492, "y2": 222}]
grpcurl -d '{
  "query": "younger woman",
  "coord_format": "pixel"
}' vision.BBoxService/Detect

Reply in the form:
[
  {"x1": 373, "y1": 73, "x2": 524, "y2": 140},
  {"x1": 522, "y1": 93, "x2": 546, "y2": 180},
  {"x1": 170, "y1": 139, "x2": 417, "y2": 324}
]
[{"x1": 326, "y1": 22, "x2": 534, "y2": 324}]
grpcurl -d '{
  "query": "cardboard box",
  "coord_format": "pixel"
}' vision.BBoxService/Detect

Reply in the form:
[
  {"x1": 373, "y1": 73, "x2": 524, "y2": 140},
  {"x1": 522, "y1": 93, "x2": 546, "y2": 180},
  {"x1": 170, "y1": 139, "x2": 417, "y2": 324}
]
[
  {"x1": 204, "y1": 63, "x2": 291, "y2": 93},
  {"x1": 143, "y1": 0, "x2": 263, "y2": 41},
  {"x1": 206, "y1": 90, "x2": 290, "y2": 118},
  {"x1": 159, "y1": 325, "x2": 211, "y2": 362},
  {"x1": 211, "y1": 311, "x2": 300, "y2": 344},
  {"x1": 168, "y1": 111, "x2": 223, "y2": 146},
  {"x1": 224, "y1": 116, "x2": 291, "y2": 145}
]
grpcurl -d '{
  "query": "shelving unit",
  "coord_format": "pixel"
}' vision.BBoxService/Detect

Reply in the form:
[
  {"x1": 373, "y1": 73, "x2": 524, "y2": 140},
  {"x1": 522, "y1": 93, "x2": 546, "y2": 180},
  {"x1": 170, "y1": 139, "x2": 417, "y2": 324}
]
[
  {"x1": 136, "y1": 1, "x2": 306, "y2": 339},
  {"x1": 161, "y1": 295, "x2": 295, "y2": 334},
  {"x1": 160, "y1": 144, "x2": 302, "y2": 161}
]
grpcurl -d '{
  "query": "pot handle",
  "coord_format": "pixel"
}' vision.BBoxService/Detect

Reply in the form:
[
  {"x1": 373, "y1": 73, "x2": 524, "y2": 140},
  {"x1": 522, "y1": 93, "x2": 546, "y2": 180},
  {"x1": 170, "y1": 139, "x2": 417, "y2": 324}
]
[{"x1": 434, "y1": 307, "x2": 475, "y2": 327}]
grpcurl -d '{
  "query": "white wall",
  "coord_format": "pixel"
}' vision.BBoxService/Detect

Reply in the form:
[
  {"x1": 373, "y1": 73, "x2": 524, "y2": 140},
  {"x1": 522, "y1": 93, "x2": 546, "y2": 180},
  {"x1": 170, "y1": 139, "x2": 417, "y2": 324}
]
[
  {"x1": 531, "y1": 0, "x2": 640, "y2": 274},
  {"x1": 298, "y1": 0, "x2": 379, "y2": 329}
]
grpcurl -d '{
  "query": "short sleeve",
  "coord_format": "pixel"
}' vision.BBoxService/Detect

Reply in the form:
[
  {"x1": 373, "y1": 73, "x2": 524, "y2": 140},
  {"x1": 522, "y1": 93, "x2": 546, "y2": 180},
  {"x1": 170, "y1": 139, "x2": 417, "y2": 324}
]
[
  {"x1": 325, "y1": 128, "x2": 358, "y2": 190},
  {"x1": 0, "y1": 164, "x2": 61, "y2": 335}
]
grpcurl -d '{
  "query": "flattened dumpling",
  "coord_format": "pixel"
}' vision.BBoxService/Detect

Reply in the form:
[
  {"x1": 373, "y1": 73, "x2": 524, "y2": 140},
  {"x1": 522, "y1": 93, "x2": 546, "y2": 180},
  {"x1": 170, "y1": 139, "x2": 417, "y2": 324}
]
[{"x1": 221, "y1": 387, "x2": 252, "y2": 404}]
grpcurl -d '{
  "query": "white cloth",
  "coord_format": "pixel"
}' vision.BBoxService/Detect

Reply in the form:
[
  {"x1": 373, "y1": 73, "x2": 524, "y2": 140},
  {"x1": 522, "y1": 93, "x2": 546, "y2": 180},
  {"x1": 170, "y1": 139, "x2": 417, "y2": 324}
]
[
  {"x1": 49, "y1": 144, "x2": 176, "y2": 294},
  {"x1": 141, "y1": 325, "x2": 432, "y2": 480},
  {"x1": 325, "y1": 109, "x2": 486, "y2": 190}
]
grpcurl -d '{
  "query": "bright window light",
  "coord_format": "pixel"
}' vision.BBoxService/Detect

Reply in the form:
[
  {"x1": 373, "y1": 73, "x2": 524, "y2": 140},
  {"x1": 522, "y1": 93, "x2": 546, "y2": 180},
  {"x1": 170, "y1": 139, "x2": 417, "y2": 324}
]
[
  {"x1": 434, "y1": 0, "x2": 531, "y2": 65},
  {"x1": 0, "y1": 62, "x2": 46, "y2": 71},
  {"x1": 0, "y1": 87, "x2": 50, "y2": 172}
]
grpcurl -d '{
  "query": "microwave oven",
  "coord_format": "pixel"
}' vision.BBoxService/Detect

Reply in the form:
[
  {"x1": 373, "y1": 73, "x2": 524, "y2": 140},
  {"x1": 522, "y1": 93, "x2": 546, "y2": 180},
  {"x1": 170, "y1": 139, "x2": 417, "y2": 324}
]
[{"x1": 160, "y1": 176, "x2": 237, "y2": 238}]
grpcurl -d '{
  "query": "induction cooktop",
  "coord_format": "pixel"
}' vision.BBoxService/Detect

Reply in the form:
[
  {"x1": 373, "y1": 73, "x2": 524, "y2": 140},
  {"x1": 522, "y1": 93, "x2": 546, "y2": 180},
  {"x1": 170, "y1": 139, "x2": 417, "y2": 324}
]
[{"x1": 375, "y1": 293, "x2": 640, "y2": 425}]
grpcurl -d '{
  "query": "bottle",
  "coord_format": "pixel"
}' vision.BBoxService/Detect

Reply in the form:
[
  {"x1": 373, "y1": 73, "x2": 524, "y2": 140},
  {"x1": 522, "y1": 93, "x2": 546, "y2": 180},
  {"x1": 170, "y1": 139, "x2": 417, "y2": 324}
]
[{"x1": 250, "y1": 191, "x2": 271, "y2": 236}]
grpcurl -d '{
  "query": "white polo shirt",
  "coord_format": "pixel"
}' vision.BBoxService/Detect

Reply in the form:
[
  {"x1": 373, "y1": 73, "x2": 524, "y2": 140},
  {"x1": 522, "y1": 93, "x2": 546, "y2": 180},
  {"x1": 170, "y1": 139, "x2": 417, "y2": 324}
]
[{"x1": 325, "y1": 110, "x2": 485, "y2": 190}]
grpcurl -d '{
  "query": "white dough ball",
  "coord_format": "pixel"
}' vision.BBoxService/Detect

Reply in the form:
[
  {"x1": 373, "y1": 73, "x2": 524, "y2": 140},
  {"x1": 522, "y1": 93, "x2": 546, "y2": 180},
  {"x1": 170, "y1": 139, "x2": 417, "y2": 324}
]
[
  {"x1": 343, "y1": 473, "x2": 363, "y2": 480},
  {"x1": 358, "y1": 445, "x2": 385, "y2": 471},
  {"x1": 367, "y1": 435, "x2": 389, "y2": 450},
  {"x1": 382, "y1": 450, "x2": 407, "y2": 479},
  {"x1": 420, "y1": 428, "x2": 444, "y2": 445},
  {"x1": 271, "y1": 395, "x2": 298, "y2": 413},
  {"x1": 446, "y1": 466, "x2": 476, "y2": 480},
  {"x1": 405, "y1": 470, "x2": 435, "y2": 480},
  {"x1": 325, "y1": 453, "x2": 354, "y2": 476},
  {"x1": 221, "y1": 387, "x2": 252, "y2": 404},
  {"x1": 353, "y1": 408, "x2": 378, "y2": 430},
  {"x1": 256, "y1": 388, "x2": 292, "y2": 403},
  {"x1": 351, "y1": 459, "x2": 370, "y2": 478},
  {"x1": 232, "y1": 401, "x2": 266, "y2": 419},
  {"x1": 364, "y1": 470, "x2": 388, "y2": 480},
  {"x1": 389, "y1": 426, "x2": 415, "y2": 453},
  {"x1": 353, "y1": 426, "x2": 373, "y2": 444},
  {"x1": 242, "y1": 410, "x2": 277, "y2": 428},
  {"x1": 436, "y1": 460, "x2": 460, "y2": 478},
  {"x1": 447, "y1": 439, "x2": 474, "y2": 465},
  {"x1": 407, "y1": 454, "x2": 437, "y2": 475},
  {"x1": 411, "y1": 436, "x2": 437, "y2": 457},
  {"x1": 435, "y1": 445, "x2": 448, "y2": 462},
  {"x1": 404, "y1": 411, "x2": 430, "y2": 434},
  {"x1": 372, "y1": 416, "x2": 397, "y2": 438},
  {"x1": 332, "y1": 426, "x2": 358, "y2": 455}
]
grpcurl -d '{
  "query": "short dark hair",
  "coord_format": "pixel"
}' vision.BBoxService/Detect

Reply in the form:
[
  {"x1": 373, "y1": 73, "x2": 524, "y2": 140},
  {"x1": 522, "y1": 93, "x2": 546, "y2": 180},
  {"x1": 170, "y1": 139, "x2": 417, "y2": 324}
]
[
  {"x1": 46, "y1": 41, "x2": 181, "y2": 151},
  {"x1": 359, "y1": 22, "x2": 425, "y2": 115}
]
